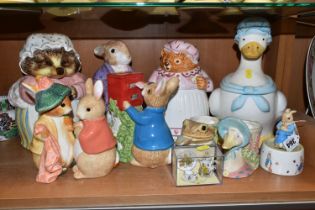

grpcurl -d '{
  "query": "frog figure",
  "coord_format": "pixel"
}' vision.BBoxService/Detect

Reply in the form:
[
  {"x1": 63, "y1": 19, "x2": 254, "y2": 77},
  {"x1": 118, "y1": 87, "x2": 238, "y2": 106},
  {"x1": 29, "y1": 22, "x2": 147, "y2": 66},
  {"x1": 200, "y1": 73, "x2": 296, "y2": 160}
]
[{"x1": 175, "y1": 119, "x2": 217, "y2": 146}]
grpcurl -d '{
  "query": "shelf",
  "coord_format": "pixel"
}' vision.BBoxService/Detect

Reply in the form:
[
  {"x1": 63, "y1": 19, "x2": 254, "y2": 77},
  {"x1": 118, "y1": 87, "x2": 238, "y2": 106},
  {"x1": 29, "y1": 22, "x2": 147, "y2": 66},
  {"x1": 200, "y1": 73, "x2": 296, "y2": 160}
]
[
  {"x1": 0, "y1": 6, "x2": 310, "y2": 40},
  {"x1": 1, "y1": 113, "x2": 315, "y2": 209},
  {"x1": 0, "y1": 2, "x2": 315, "y2": 8}
]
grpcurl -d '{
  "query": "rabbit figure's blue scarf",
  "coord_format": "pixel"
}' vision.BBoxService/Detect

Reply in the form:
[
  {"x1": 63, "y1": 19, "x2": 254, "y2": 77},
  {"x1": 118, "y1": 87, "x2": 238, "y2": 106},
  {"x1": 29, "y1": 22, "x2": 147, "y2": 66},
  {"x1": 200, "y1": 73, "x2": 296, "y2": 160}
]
[{"x1": 220, "y1": 75, "x2": 276, "y2": 112}]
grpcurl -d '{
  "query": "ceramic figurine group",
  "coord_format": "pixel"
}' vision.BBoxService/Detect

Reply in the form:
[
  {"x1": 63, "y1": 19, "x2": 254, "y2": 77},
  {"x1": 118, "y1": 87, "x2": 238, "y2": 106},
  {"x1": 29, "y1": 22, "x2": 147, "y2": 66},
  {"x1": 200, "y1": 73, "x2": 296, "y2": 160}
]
[{"x1": 6, "y1": 17, "x2": 305, "y2": 184}]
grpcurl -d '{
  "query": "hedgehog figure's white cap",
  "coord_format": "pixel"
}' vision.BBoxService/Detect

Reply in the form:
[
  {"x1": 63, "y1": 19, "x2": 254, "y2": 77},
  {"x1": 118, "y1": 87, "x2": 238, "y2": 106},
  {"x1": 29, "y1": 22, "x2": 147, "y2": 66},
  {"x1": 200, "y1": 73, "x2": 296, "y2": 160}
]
[{"x1": 19, "y1": 33, "x2": 81, "y2": 75}]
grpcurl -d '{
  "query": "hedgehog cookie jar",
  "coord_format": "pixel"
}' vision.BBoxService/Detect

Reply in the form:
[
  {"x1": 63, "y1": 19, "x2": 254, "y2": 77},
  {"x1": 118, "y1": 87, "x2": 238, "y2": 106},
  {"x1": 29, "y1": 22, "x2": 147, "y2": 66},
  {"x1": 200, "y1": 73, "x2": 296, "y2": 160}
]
[
  {"x1": 209, "y1": 18, "x2": 287, "y2": 142},
  {"x1": 8, "y1": 33, "x2": 86, "y2": 150},
  {"x1": 149, "y1": 40, "x2": 213, "y2": 137}
]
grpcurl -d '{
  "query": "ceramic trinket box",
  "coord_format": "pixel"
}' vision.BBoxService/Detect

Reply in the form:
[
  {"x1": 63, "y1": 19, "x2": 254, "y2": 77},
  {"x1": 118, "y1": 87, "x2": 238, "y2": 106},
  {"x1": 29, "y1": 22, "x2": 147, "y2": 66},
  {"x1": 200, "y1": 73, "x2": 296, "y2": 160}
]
[
  {"x1": 172, "y1": 145, "x2": 223, "y2": 186},
  {"x1": 8, "y1": 33, "x2": 85, "y2": 150},
  {"x1": 149, "y1": 40, "x2": 213, "y2": 137},
  {"x1": 218, "y1": 117, "x2": 262, "y2": 178},
  {"x1": 260, "y1": 109, "x2": 304, "y2": 176},
  {"x1": 209, "y1": 17, "x2": 287, "y2": 142}
]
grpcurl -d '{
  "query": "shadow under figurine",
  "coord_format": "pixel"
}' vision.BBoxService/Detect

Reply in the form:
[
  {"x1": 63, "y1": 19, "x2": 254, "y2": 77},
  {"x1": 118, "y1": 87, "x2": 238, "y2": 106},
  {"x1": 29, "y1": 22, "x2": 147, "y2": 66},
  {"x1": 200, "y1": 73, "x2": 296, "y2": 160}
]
[
  {"x1": 73, "y1": 78, "x2": 117, "y2": 179},
  {"x1": 123, "y1": 77, "x2": 180, "y2": 168},
  {"x1": 22, "y1": 77, "x2": 75, "y2": 183},
  {"x1": 260, "y1": 108, "x2": 305, "y2": 176}
]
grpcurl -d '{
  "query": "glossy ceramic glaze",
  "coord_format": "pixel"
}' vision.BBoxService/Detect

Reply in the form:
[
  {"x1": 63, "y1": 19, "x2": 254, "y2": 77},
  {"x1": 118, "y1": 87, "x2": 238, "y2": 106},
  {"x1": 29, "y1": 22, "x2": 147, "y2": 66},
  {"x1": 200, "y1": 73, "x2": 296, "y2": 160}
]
[
  {"x1": 149, "y1": 40, "x2": 213, "y2": 137},
  {"x1": 218, "y1": 117, "x2": 262, "y2": 178},
  {"x1": 260, "y1": 138, "x2": 304, "y2": 176},
  {"x1": 8, "y1": 33, "x2": 84, "y2": 150},
  {"x1": 209, "y1": 18, "x2": 287, "y2": 141}
]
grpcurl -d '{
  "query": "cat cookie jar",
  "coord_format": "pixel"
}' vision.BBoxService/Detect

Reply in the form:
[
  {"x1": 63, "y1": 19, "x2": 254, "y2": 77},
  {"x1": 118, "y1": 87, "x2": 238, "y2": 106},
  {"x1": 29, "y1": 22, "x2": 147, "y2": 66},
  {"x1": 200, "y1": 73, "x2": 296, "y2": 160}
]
[
  {"x1": 149, "y1": 40, "x2": 213, "y2": 137},
  {"x1": 209, "y1": 18, "x2": 287, "y2": 142},
  {"x1": 8, "y1": 33, "x2": 86, "y2": 149}
]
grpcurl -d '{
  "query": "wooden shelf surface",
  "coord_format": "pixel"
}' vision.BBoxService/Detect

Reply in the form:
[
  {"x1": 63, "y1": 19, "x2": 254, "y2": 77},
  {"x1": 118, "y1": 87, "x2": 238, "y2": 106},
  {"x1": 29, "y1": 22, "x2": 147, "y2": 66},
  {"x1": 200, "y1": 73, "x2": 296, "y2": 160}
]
[{"x1": 1, "y1": 113, "x2": 315, "y2": 209}]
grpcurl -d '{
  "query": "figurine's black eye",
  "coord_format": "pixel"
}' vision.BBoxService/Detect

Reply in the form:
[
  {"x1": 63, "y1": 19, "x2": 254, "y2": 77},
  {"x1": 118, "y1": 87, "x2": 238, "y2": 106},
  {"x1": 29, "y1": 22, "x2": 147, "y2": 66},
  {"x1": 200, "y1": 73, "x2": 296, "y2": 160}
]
[
  {"x1": 110, "y1": 48, "x2": 116, "y2": 53},
  {"x1": 262, "y1": 38, "x2": 265, "y2": 41},
  {"x1": 201, "y1": 125, "x2": 207, "y2": 131},
  {"x1": 44, "y1": 59, "x2": 53, "y2": 66},
  {"x1": 175, "y1": 59, "x2": 181, "y2": 64},
  {"x1": 35, "y1": 56, "x2": 44, "y2": 62},
  {"x1": 61, "y1": 60, "x2": 70, "y2": 67},
  {"x1": 61, "y1": 103, "x2": 65, "y2": 107},
  {"x1": 242, "y1": 38, "x2": 245, "y2": 41},
  {"x1": 86, "y1": 108, "x2": 91, "y2": 112},
  {"x1": 147, "y1": 89, "x2": 151, "y2": 94}
]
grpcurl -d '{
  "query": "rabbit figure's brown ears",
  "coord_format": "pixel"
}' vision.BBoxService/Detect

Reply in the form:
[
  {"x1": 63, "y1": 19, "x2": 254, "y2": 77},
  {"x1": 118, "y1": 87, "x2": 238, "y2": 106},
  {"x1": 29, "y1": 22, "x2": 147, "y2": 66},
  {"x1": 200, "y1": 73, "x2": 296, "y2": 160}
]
[
  {"x1": 154, "y1": 77, "x2": 179, "y2": 96},
  {"x1": 85, "y1": 78, "x2": 103, "y2": 100},
  {"x1": 165, "y1": 77, "x2": 180, "y2": 94},
  {"x1": 284, "y1": 108, "x2": 297, "y2": 116},
  {"x1": 94, "y1": 80, "x2": 103, "y2": 100},
  {"x1": 94, "y1": 45, "x2": 105, "y2": 58},
  {"x1": 85, "y1": 78, "x2": 94, "y2": 96}
]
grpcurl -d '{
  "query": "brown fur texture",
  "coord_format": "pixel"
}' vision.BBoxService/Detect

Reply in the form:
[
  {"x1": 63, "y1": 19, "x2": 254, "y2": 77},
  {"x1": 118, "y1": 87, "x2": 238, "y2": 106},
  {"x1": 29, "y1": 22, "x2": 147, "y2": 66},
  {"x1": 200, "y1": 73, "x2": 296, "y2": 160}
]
[
  {"x1": 132, "y1": 146, "x2": 170, "y2": 168},
  {"x1": 160, "y1": 49, "x2": 198, "y2": 73},
  {"x1": 21, "y1": 48, "x2": 80, "y2": 78},
  {"x1": 73, "y1": 148, "x2": 116, "y2": 179},
  {"x1": 142, "y1": 77, "x2": 179, "y2": 108},
  {"x1": 94, "y1": 40, "x2": 131, "y2": 66}
]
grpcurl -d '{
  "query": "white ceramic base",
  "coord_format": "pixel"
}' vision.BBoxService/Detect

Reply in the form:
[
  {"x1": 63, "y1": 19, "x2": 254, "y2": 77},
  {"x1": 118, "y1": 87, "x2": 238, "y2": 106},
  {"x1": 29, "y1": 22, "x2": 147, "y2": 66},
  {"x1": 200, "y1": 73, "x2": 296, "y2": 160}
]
[{"x1": 260, "y1": 138, "x2": 304, "y2": 176}]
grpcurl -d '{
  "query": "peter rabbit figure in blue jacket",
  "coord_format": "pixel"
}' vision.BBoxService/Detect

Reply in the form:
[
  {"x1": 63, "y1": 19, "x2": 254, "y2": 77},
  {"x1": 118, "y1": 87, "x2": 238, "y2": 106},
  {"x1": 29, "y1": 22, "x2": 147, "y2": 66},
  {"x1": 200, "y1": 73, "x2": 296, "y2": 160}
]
[{"x1": 123, "y1": 77, "x2": 179, "y2": 168}]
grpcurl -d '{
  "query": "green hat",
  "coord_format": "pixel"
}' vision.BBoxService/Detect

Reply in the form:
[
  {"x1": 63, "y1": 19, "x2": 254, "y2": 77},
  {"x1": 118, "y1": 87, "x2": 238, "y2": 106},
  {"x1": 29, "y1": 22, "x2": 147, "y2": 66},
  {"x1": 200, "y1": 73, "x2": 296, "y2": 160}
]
[{"x1": 35, "y1": 83, "x2": 71, "y2": 113}]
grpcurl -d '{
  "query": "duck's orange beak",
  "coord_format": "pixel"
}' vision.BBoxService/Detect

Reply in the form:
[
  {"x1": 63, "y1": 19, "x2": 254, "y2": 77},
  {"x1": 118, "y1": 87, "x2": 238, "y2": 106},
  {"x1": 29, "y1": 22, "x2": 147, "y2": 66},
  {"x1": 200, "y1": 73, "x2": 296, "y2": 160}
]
[{"x1": 241, "y1": 42, "x2": 265, "y2": 60}]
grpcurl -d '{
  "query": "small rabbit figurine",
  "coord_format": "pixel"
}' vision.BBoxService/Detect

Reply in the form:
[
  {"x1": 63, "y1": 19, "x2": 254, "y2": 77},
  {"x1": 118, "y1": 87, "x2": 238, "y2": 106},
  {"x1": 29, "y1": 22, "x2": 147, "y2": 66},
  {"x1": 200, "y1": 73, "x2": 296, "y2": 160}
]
[
  {"x1": 260, "y1": 108, "x2": 304, "y2": 176},
  {"x1": 73, "y1": 78, "x2": 117, "y2": 179},
  {"x1": 123, "y1": 77, "x2": 179, "y2": 168},
  {"x1": 22, "y1": 77, "x2": 75, "y2": 183},
  {"x1": 275, "y1": 108, "x2": 299, "y2": 149},
  {"x1": 93, "y1": 40, "x2": 133, "y2": 109}
]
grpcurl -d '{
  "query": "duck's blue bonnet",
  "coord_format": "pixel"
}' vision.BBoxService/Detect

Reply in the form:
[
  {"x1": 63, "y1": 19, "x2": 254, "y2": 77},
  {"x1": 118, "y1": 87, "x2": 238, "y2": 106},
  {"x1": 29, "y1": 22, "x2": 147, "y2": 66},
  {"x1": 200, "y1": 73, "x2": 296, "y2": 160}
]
[
  {"x1": 218, "y1": 117, "x2": 250, "y2": 149},
  {"x1": 234, "y1": 17, "x2": 272, "y2": 45}
]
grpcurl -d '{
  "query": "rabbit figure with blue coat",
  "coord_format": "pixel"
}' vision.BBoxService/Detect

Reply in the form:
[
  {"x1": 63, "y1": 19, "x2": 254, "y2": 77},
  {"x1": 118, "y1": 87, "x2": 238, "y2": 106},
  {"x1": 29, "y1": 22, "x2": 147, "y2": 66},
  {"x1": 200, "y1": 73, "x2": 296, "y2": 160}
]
[{"x1": 123, "y1": 77, "x2": 179, "y2": 168}]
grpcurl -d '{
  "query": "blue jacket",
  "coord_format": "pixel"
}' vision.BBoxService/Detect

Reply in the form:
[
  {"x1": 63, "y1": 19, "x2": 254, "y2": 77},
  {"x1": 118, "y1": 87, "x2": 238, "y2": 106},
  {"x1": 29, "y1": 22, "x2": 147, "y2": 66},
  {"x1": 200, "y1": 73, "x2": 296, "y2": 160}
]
[
  {"x1": 275, "y1": 122, "x2": 297, "y2": 144},
  {"x1": 125, "y1": 106, "x2": 173, "y2": 151}
]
